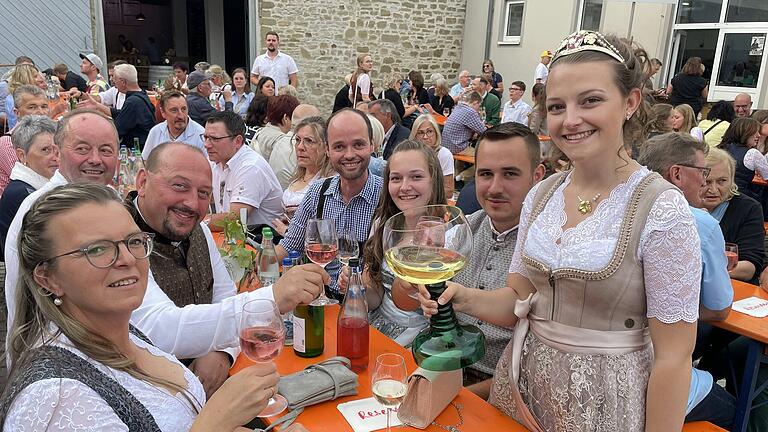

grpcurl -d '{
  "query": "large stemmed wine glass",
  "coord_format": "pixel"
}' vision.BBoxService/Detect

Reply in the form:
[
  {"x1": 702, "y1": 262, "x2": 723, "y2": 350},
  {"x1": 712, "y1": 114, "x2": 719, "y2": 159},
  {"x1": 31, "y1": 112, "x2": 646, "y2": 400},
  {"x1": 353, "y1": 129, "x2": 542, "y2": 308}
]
[
  {"x1": 239, "y1": 299, "x2": 288, "y2": 417},
  {"x1": 305, "y1": 218, "x2": 339, "y2": 306},
  {"x1": 383, "y1": 205, "x2": 485, "y2": 371}
]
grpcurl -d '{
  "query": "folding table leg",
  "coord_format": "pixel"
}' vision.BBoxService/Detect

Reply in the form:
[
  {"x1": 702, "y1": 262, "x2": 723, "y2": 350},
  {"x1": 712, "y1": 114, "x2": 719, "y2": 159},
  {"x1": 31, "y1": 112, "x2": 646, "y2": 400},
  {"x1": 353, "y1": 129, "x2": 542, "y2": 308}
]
[{"x1": 733, "y1": 339, "x2": 762, "y2": 432}]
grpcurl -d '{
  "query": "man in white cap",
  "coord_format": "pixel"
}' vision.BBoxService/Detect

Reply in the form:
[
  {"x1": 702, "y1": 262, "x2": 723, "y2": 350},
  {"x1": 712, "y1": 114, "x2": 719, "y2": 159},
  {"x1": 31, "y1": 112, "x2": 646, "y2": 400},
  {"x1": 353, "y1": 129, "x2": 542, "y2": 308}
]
[
  {"x1": 79, "y1": 53, "x2": 109, "y2": 96},
  {"x1": 534, "y1": 50, "x2": 553, "y2": 84}
]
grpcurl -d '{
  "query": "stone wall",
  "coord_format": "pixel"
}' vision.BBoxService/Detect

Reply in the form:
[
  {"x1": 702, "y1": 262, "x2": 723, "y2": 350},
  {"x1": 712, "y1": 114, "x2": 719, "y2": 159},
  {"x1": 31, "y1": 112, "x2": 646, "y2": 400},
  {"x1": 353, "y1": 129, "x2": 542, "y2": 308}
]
[{"x1": 259, "y1": 0, "x2": 467, "y2": 114}]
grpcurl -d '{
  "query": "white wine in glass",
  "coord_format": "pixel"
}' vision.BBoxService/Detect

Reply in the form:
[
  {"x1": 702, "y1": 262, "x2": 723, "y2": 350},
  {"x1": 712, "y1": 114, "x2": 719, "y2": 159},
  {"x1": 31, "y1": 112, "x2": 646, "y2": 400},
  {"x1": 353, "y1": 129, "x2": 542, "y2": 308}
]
[
  {"x1": 383, "y1": 205, "x2": 485, "y2": 371},
  {"x1": 337, "y1": 232, "x2": 359, "y2": 267},
  {"x1": 371, "y1": 353, "x2": 408, "y2": 432},
  {"x1": 305, "y1": 218, "x2": 339, "y2": 306}
]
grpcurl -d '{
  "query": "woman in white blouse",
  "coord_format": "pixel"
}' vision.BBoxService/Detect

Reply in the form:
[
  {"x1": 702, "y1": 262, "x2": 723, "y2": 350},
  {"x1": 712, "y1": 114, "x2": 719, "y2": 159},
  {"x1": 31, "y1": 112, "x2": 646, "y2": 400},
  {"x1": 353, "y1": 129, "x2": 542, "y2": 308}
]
[
  {"x1": 1, "y1": 183, "x2": 308, "y2": 432},
  {"x1": 272, "y1": 116, "x2": 335, "y2": 236},
  {"x1": 717, "y1": 117, "x2": 767, "y2": 203},
  {"x1": 418, "y1": 31, "x2": 700, "y2": 431}
]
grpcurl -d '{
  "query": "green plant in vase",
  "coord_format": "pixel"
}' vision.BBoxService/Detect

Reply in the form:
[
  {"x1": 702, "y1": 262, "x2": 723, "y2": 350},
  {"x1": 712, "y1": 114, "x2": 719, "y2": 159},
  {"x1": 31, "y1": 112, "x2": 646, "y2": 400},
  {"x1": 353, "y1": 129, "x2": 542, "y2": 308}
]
[{"x1": 216, "y1": 215, "x2": 258, "y2": 291}]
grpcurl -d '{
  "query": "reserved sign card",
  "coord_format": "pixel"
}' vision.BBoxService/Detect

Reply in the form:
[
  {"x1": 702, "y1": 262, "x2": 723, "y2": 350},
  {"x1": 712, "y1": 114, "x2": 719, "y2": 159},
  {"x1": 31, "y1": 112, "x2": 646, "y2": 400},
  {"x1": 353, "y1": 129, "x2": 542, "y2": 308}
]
[
  {"x1": 733, "y1": 297, "x2": 768, "y2": 318},
  {"x1": 337, "y1": 397, "x2": 404, "y2": 432}
]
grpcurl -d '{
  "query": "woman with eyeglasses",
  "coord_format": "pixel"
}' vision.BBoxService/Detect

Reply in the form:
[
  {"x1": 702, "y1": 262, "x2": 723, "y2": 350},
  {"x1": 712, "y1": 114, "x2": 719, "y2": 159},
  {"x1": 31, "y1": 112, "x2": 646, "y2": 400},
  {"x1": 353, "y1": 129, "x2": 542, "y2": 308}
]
[
  {"x1": 409, "y1": 114, "x2": 454, "y2": 198},
  {"x1": 482, "y1": 59, "x2": 504, "y2": 96},
  {"x1": 272, "y1": 117, "x2": 335, "y2": 236},
  {"x1": 702, "y1": 148, "x2": 765, "y2": 284},
  {"x1": 0, "y1": 183, "x2": 311, "y2": 432}
]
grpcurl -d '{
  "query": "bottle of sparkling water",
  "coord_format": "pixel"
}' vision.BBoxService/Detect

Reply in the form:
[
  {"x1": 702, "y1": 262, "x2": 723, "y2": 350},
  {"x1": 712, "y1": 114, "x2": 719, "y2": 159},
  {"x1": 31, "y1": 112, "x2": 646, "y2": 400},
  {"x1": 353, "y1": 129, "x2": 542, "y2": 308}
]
[{"x1": 258, "y1": 228, "x2": 280, "y2": 287}]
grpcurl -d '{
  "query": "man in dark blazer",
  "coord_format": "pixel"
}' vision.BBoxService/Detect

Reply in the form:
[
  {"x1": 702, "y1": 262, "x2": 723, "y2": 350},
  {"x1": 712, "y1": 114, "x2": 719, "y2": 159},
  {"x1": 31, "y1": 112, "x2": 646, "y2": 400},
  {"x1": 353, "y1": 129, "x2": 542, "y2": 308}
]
[{"x1": 369, "y1": 98, "x2": 409, "y2": 160}]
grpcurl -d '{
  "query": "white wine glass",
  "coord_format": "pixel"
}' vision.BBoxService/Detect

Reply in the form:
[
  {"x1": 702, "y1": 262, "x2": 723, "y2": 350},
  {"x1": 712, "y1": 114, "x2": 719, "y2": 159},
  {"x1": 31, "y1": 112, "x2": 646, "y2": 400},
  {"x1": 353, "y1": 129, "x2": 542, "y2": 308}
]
[
  {"x1": 305, "y1": 218, "x2": 339, "y2": 306},
  {"x1": 371, "y1": 353, "x2": 408, "y2": 432},
  {"x1": 239, "y1": 299, "x2": 288, "y2": 417},
  {"x1": 337, "y1": 230, "x2": 359, "y2": 267}
]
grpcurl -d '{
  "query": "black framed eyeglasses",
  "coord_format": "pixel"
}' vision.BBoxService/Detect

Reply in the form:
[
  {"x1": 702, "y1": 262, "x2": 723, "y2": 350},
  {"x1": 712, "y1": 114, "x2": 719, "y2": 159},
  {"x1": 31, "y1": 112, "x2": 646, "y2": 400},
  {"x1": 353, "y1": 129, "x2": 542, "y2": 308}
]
[
  {"x1": 41, "y1": 232, "x2": 155, "y2": 269},
  {"x1": 677, "y1": 163, "x2": 711, "y2": 179},
  {"x1": 200, "y1": 134, "x2": 235, "y2": 142}
]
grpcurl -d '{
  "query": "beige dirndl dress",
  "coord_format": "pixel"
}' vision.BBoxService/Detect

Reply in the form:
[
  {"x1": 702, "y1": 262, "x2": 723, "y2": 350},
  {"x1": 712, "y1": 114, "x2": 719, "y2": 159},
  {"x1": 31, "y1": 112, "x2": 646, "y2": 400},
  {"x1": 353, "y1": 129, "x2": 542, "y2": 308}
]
[{"x1": 489, "y1": 169, "x2": 701, "y2": 431}]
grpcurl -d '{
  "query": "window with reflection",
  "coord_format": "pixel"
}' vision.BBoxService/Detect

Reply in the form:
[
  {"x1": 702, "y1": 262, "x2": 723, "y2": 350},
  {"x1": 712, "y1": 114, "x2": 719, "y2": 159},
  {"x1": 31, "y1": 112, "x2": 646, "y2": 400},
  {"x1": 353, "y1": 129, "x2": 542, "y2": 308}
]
[
  {"x1": 726, "y1": 0, "x2": 768, "y2": 23},
  {"x1": 579, "y1": 0, "x2": 603, "y2": 31},
  {"x1": 716, "y1": 33, "x2": 766, "y2": 88},
  {"x1": 676, "y1": 0, "x2": 724, "y2": 24}
]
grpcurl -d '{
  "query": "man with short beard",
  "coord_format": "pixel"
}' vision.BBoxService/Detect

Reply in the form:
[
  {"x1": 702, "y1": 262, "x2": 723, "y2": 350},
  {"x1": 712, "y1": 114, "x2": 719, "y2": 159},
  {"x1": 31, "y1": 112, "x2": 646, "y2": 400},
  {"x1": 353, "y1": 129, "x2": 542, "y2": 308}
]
[
  {"x1": 142, "y1": 90, "x2": 205, "y2": 160},
  {"x1": 126, "y1": 142, "x2": 235, "y2": 397},
  {"x1": 276, "y1": 108, "x2": 382, "y2": 300},
  {"x1": 249, "y1": 31, "x2": 298, "y2": 90}
]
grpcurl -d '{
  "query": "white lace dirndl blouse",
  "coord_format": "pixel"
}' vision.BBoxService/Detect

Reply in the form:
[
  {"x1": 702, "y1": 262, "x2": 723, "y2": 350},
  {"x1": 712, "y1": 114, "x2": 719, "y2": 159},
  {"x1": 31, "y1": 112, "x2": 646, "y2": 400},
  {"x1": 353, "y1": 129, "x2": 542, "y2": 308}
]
[{"x1": 4, "y1": 331, "x2": 206, "y2": 431}]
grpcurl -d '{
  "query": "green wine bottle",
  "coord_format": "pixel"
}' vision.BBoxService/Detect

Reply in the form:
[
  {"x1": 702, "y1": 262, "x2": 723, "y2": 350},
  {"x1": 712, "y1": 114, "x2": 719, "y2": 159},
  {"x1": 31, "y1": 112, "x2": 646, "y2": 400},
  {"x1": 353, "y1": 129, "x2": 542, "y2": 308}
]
[{"x1": 293, "y1": 304, "x2": 324, "y2": 357}]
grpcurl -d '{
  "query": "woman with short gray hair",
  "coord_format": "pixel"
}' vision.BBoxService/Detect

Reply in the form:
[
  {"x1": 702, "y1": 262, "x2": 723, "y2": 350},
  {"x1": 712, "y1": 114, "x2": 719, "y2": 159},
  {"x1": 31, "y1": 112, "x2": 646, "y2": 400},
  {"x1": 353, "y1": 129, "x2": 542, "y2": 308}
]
[{"x1": 0, "y1": 115, "x2": 59, "y2": 256}]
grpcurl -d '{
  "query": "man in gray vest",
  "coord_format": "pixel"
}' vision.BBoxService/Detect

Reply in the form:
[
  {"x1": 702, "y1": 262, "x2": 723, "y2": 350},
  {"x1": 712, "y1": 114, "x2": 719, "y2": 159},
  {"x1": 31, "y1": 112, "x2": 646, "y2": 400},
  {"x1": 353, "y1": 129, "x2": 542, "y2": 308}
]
[
  {"x1": 126, "y1": 142, "x2": 235, "y2": 397},
  {"x1": 453, "y1": 122, "x2": 545, "y2": 397}
]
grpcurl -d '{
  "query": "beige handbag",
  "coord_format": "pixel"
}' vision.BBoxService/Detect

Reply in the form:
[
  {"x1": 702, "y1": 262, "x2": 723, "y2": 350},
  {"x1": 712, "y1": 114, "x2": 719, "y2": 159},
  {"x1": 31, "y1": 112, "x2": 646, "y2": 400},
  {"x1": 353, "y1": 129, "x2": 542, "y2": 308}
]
[{"x1": 397, "y1": 368, "x2": 462, "y2": 429}]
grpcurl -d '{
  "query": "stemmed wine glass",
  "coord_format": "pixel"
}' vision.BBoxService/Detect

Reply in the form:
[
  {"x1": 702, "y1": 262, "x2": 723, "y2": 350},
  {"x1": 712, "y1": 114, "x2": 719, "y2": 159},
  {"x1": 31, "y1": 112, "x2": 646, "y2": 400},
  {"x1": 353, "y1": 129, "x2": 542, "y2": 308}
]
[
  {"x1": 305, "y1": 218, "x2": 339, "y2": 306},
  {"x1": 371, "y1": 353, "x2": 408, "y2": 432},
  {"x1": 383, "y1": 205, "x2": 485, "y2": 371},
  {"x1": 239, "y1": 299, "x2": 288, "y2": 417},
  {"x1": 338, "y1": 230, "x2": 360, "y2": 267},
  {"x1": 725, "y1": 242, "x2": 739, "y2": 272}
]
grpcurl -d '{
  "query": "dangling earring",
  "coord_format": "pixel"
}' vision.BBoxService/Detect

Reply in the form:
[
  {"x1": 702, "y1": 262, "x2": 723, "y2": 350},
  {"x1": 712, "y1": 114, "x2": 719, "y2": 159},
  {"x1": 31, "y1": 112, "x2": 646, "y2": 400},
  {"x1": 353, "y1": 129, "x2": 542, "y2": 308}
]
[
  {"x1": 53, "y1": 297, "x2": 63, "y2": 306},
  {"x1": 626, "y1": 112, "x2": 633, "y2": 120}
]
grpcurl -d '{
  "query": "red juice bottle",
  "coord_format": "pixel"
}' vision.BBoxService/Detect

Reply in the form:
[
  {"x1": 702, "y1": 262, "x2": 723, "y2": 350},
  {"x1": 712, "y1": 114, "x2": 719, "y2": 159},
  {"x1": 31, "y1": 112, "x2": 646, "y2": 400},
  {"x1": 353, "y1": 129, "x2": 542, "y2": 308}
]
[{"x1": 337, "y1": 258, "x2": 369, "y2": 372}]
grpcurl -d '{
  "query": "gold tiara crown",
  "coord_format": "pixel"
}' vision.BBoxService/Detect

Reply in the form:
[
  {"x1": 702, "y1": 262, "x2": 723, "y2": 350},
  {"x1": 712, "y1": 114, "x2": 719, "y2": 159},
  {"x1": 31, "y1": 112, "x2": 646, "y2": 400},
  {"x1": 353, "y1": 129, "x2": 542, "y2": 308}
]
[{"x1": 552, "y1": 30, "x2": 625, "y2": 64}]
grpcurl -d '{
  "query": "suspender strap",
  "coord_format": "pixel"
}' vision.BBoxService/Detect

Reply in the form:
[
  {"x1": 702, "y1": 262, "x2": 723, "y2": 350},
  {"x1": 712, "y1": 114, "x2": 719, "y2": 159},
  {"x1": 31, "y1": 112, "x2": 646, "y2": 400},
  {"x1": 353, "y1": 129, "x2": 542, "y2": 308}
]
[{"x1": 316, "y1": 177, "x2": 333, "y2": 219}]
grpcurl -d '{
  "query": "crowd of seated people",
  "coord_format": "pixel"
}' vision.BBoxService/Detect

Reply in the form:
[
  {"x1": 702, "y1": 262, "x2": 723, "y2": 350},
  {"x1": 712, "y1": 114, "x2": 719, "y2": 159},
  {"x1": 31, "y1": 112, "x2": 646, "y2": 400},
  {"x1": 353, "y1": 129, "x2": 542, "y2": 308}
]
[{"x1": 4, "y1": 27, "x2": 768, "y2": 432}]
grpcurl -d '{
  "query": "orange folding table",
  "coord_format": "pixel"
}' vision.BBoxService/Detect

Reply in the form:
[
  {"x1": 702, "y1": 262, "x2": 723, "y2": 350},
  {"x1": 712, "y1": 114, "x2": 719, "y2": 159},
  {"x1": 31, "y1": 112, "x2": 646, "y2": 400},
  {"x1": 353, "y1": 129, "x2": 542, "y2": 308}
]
[{"x1": 230, "y1": 305, "x2": 527, "y2": 431}]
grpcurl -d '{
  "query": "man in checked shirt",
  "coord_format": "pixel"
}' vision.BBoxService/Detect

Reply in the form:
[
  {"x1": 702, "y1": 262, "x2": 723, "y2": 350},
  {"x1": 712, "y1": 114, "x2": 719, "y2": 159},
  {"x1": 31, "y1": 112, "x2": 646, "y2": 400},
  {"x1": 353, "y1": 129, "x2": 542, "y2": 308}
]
[{"x1": 276, "y1": 108, "x2": 383, "y2": 301}]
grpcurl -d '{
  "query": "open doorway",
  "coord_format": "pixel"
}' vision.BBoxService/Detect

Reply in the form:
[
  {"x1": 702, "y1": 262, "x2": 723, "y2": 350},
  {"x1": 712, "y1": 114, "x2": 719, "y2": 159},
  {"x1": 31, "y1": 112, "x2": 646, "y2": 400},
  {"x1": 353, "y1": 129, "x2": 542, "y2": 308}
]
[{"x1": 223, "y1": 0, "x2": 249, "y2": 72}]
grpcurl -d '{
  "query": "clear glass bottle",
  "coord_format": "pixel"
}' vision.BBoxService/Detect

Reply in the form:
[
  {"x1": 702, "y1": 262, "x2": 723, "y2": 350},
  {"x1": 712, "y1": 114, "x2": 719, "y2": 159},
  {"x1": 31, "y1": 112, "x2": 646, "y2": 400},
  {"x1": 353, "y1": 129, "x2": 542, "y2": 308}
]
[
  {"x1": 258, "y1": 228, "x2": 280, "y2": 287},
  {"x1": 337, "y1": 258, "x2": 369, "y2": 372}
]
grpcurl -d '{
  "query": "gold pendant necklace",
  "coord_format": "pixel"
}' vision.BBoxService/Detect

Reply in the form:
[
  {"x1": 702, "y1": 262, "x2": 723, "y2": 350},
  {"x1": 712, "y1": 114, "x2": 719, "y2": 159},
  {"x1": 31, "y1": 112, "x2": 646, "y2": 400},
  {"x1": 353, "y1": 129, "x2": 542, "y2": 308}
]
[{"x1": 577, "y1": 193, "x2": 601, "y2": 215}]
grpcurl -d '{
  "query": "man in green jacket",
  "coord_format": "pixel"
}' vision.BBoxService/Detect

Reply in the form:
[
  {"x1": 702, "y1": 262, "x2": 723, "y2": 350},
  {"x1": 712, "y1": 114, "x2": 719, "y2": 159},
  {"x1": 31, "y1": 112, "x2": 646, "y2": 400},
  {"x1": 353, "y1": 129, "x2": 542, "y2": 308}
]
[{"x1": 473, "y1": 76, "x2": 500, "y2": 126}]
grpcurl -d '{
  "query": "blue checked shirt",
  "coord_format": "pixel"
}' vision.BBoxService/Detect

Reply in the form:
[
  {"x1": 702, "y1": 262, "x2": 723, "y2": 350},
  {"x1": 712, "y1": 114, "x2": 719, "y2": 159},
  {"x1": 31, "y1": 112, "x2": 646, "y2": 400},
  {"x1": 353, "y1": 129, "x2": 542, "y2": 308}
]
[
  {"x1": 279, "y1": 173, "x2": 383, "y2": 294},
  {"x1": 441, "y1": 102, "x2": 487, "y2": 153}
]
